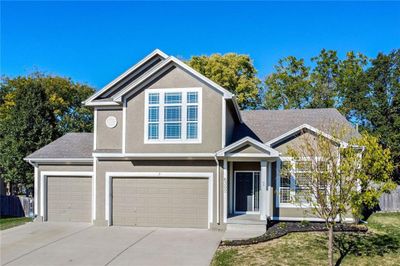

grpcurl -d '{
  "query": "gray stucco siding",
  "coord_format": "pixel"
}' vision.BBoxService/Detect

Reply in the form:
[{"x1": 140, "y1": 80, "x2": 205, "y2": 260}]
[
  {"x1": 96, "y1": 109, "x2": 122, "y2": 150},
  {"x1": 225, "y1": 104, "x2": 236, "y2": 145},
  {"x1": 273, "y1": 131, "x2": 339, "y2": 156},
  {"x1": 125, "y1": 66, "x2": 223, "y2": 153}
]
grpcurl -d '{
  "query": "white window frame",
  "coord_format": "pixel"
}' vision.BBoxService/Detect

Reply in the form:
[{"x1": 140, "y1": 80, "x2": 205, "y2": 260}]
[
  {"x1": 277, "y1": 157, "x2": 313, "y2": 208},
  {"x1": 144, "y1": 87, "x2": 202, "y2": 144}
]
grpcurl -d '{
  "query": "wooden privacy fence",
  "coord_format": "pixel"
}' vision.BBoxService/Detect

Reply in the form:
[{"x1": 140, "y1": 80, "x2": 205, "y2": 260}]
[
  {"x1": 0, "y1": 195, "x2": 34, "y2": 217},
  {"x1": 379, "y1": 185, "x2": 400, "y2": 212}
]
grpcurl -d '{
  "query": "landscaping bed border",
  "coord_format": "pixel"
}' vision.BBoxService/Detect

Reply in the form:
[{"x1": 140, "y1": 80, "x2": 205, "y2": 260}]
[{"x1": 222, "y1": 222, "x2": 368, "y2": 246}]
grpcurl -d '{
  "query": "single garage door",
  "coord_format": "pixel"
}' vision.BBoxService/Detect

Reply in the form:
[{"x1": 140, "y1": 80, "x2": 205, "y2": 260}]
[
  {"x1": 47, "y1": 176, "x2": 91, "y2": 222},
  {"x1": 112, "y1": 177, "x2": 209, "y2": 228}
]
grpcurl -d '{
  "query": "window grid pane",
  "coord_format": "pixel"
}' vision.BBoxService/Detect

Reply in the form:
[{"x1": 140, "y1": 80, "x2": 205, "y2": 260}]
[
  {"x1": 187, "y1": 92, "x2": 198, "y2": 103},
  {"x1": 148, "y1": 93, "x2": 159, "y2": 104},
  {"x1": 187, "y1": 106, "x2": 198, "y2": 121},
  {"x1": 164, "y1": 106, "x2": 181, "y2": 122},
  {"x1": 165, "y1": 92, "x2": 182, "y2": 104},
  {"x1": 164, "y1": 123, "x2": 181, "y2": 139},
  {"x1": 280, "y1": 187, "x2": 291, "y2": 203},
  {"x1": 148, "y1": 123, "x2": 159, "y2": 139},
  {"x1": 187, "y1": 123, "x2": 198, "y2": 139},
  {"x1": 148, "y1": 107, "x2": 159, "y2": 122}
]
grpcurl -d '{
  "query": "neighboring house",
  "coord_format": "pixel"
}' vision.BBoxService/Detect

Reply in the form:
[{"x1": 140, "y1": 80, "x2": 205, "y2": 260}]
[{"x1": 25, "y1": 49, "x2": 358, "y2": 229}]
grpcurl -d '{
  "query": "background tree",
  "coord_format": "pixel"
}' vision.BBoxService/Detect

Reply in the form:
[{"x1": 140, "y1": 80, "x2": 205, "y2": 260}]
[
  {"x1": 264, "y1": 56, "x2": 311, "y2": 109},
  {"x1": 336, "y1": 52, "x2": 369, "y2": 124},
  {"x1": 264, "y1": 49, "x2": 399, "y2": 181},
  {"x1": 309, "y1": 49, "x2": 340, "y2": 108},
  {"x1": 363, "y1": 50, "x2": 400, "y2": 180},
  {"x1": 0, "y1": 80, "x2": 55, "y2": 193},
  {"x1": 286, "y1": 129, "x2": 394, "y2": 266},
  {"x1": 187, "y1": 53, "x2": 261, "y2": 109},
  {"x1": 0, "y1": 73, "x2": 95, "y2": 194}
]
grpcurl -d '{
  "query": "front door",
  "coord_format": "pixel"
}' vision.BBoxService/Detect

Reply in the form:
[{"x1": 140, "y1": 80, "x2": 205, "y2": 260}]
[{"x1": 235, "y1": 172, "x2": 260, "y2": 213}]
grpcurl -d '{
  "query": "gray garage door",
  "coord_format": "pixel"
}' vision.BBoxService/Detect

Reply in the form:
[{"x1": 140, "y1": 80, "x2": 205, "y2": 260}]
[
  {"x1": 112, "y1": 177, "x2": 209, "y2": 228},
  {"x1": 47, "y1": 176, "x2": 91, "y2": 222}
]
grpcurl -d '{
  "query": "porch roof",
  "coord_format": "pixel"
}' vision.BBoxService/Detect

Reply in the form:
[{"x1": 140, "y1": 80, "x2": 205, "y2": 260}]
[{"x1": 216, "y1": 136, "x2": 280, "y2": 158}]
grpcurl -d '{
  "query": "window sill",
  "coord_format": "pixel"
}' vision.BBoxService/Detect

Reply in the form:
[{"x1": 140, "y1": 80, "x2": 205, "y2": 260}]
[{"x1": 144, "y1": 139, "x2": 202, "y2": 144}]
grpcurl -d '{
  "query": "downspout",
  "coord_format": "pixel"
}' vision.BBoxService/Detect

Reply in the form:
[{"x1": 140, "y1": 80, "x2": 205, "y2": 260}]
[
  {"x1": 26, "y1": 159, "x2": 38, "y2": 219},
  {"x1": 214, "y1": 154, "x2": 220, "y2": 225}
]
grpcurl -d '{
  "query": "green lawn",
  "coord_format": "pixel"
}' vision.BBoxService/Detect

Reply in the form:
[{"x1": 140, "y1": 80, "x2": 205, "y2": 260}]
[
  {"x1": 0, "y1": 217, "x2": 32, "y2": 231},
  {"x1": 212, "y1": 212, "x2": 400, "y2": 266}
]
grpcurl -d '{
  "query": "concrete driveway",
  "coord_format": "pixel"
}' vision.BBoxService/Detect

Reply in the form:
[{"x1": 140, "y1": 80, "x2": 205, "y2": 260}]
[{"x1": 0, "y1": 222, "x2": 222, "y2": 266}]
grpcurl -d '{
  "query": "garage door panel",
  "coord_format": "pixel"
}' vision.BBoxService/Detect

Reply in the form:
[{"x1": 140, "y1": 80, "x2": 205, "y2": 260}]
[
  {"x1": 112, "y1": 177, "x2": 208, "y2": 228},
  {"x1": 47, "y1": 176, "x2": 91, "y2": 222}
]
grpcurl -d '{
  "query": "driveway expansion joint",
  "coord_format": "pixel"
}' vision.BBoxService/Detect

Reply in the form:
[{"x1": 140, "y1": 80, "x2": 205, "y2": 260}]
[
  {"x1": 104, "y1": 229, "x2": 157, "y2": 266},
  {"x1": 2, "y1": 225, "x2": 92, "y2": 265}
]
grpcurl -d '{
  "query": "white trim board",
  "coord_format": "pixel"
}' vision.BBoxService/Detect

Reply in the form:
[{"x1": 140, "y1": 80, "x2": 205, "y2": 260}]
[
  {"x1": 25, "y1": 158, "x2": 93, "y2": 163},
  {"x1": 93, "y1": 152, "x2": 216, "y2": 158},
  {"x1": 216, "y1": 136, "x2": 280, "y2": 157},
  {"x1": 39, "y1": 171, "x2": 94, "y2": 222},
  {"x1": 266, "y1": 124, "x2": 348, "y2": 147},
  {"x1": 104, "y1": 172, "x2": 214, "y2": 228}
]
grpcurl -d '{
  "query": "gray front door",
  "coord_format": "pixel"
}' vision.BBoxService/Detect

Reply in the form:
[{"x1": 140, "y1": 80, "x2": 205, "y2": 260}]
[{"x1": 235, "y1": 172, "x2": 260, "y2": 213}]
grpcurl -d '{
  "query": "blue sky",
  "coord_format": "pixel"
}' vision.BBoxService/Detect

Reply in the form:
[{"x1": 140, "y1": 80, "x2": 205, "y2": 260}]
[{"x1": 1, "y1": 1, "x2": 399, "y2": 90}]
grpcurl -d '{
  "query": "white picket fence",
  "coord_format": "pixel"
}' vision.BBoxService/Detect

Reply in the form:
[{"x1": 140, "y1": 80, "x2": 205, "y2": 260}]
[{"x1": 379, "y1": 185, "x2": 400, "y2": 212}]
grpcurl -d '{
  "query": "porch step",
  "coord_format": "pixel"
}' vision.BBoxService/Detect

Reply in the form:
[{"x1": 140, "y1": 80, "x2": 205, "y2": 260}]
[
  {"x1": 223, "y1": 224, "x2": 266, "y2": 241},
  {"x1": 227, "y1": 214, "x2": 268, "y2": 225}
]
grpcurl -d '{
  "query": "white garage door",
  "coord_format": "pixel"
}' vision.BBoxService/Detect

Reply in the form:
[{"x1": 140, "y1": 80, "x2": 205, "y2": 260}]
[
  {"x1": 112, "y1": 177, "x2": 209, "y2": 228},
  {"x1": 47, "y1": 176, "x2": 91, "y2": 222}
]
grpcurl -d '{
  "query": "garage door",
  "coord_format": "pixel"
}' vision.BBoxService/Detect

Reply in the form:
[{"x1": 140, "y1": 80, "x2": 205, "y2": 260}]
[
  {"x1": 47, "y1": 176, "x2": 91, "y2": 222},
  {"x1": 112, "y1": 177, "x2": 208, "y2": 228}
]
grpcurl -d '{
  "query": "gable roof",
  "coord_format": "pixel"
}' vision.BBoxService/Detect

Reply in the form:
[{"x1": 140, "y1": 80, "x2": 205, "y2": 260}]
[
  {"x1": 25, "y1": 133, "x2": 93, "y2": 160},
  {"x1": 265, "y1": 124, "x2": 347, "y2": 147},
  {"x1": 83, "y1": 49, "x2": 168, "y2": 106},
  {"x1": 83, "y1": 49, "x2": 242, "y2": 121},
  {"x1": 112, "y1": 56, "x2": 234, "y2": 102},
  {"x1": 232, "y1": 108, "x2": 359, "y2": 145},
  {"x1": 216, "y1": 136, "x2": 279, "y2": 157}
]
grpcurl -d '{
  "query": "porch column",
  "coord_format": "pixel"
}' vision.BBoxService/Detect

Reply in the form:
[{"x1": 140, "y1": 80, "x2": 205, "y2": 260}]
[
  {"x1": 223, "y1": 159, "x2": 228, "y2": 223},
  {"x1": 260, "y1": 160, "x2": 267, "y2": 220},
  {"x1": 267, "y1": 161, "x2": 273, "y2": 218},
  {"x1": 228, "y1": 161, "x2": 233, "y2": 214}
]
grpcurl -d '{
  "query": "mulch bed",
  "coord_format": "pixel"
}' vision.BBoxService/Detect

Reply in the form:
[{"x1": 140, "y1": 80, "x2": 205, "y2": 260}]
[{"x1": 221, "y1": 221, "x2": 368, "y2": 246}]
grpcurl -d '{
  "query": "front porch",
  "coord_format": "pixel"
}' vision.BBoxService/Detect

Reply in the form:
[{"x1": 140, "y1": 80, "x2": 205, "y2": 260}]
[
  {"x1": 223, "y1": 160, "x2": 277, "y2": 224},
  {"x1": 224, "y1": 214, "x2": 267, "y2": 240},
  {"x1": 217, "y1": 137, "x2": 281, "y2": 226},
  {"x1": 227, "y1": 214, "x2": 267, "y2": 225}
]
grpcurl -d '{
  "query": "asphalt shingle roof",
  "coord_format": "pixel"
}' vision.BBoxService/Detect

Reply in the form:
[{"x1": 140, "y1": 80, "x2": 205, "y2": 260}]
[
  {"x1": 25, "y1": 133, "x2": 93, "y2": 159},
  {"x1": 232, "y1": 108, "x2": 358, "y2": 144},
  {"x1": 26, "y1": 108, "x2": 358, "y2": 160}
]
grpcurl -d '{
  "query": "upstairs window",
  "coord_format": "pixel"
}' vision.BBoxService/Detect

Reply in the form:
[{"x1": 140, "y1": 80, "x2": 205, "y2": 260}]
[{"x1": 145, "y1": 88, "x2": 201, "y2": 143}]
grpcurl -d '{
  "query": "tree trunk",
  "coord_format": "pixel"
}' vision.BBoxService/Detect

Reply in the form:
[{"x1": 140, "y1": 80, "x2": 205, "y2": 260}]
[{"x1": 328, "y1": 224, "x2": 334, "y2": 266}]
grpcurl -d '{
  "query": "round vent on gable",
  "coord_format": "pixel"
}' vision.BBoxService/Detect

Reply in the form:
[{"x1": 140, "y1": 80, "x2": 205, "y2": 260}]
[{"x1": 106, "y1": 116, "x2": 117, "y2": 128}]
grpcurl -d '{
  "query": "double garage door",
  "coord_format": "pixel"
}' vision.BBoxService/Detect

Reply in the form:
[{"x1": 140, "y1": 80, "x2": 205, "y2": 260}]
[
  {"x1": 112, "y1": 177, "x2": 209, "y2": 228},
  {"x1": 46, "y1": 175, "x2": 209, "y2": 228}
]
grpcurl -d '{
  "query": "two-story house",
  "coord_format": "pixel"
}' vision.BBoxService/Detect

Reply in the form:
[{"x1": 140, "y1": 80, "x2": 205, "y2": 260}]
[{"x1": 25, "y1": 49, "x2": 357, "y2": 229}]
